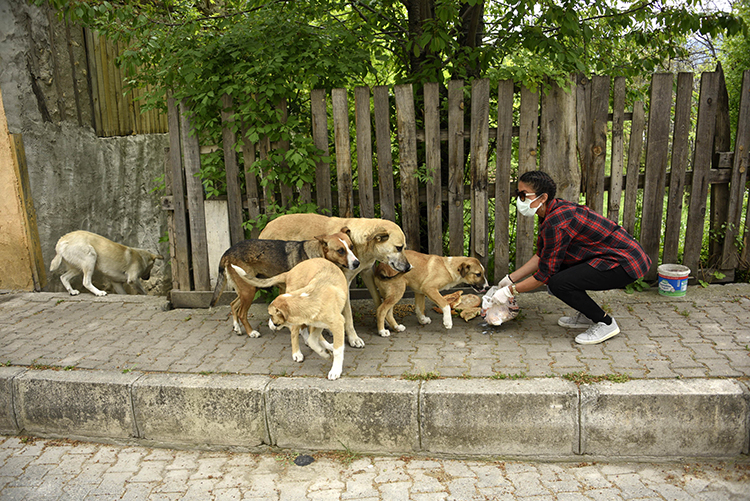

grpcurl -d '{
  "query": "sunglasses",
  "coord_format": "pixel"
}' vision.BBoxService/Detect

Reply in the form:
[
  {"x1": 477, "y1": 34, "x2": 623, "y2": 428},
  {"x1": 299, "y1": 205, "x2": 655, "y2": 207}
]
[{"x1": 514, "y1": 189, "x2": 538, "y2": 202}]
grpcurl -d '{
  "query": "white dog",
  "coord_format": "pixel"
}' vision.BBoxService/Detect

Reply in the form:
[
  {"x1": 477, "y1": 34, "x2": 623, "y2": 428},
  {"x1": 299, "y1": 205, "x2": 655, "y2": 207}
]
[{"x1": 50, "y1": 230, "x2": 162, "y2": 296}]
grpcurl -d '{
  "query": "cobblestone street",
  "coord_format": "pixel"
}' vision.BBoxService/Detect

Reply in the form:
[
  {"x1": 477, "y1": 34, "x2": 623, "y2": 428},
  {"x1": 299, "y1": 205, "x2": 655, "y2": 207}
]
[{"x1": 1, "y1": 436, "x2": 749, "y2": 500}]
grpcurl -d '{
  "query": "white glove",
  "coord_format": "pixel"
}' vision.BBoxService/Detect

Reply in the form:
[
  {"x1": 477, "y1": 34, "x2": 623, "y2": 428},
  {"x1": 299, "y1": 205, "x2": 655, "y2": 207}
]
[
  {"x1": 492, "y1": 285, "x2": 514, "y2": 304},
  {"x1": 497, "y1": 274, "x2": 514, "y2": 288}
]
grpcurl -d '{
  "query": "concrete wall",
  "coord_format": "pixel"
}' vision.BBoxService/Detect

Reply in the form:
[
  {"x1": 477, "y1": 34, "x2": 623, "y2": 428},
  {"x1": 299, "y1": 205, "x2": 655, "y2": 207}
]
[{"x1": 0, "y1": 0, "x2": 170, "y2": 294}]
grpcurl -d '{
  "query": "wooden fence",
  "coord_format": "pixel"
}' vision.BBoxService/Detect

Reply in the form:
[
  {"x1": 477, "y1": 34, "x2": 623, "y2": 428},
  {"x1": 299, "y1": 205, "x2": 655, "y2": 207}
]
[{"x1": 163, "y1": 70, "x2": 750, "y2": 293}]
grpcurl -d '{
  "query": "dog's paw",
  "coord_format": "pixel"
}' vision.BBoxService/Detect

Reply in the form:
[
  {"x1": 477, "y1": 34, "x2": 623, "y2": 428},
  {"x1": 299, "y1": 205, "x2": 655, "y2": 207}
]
[
  {"x1": 348, "y1": 336, "x2": 366, "y2": 348},
  {"x1": 248, "y1": 330, "x2": 261, "y2": 338},
  {"x1": 327, "y1": 369, "x2": 342, "y2": 380},
  {"x1": 69, "y1": 290, "x2": 80, "y2": 296},
  {"x1": 443, "y1": 320, "x2": 453, "y2": 329},
  {"x1": 378, "y1": 329, "x2": 391, "y2": 337},
  {"x1": 232, "y1": 322, "x2": 242, "y2": 334},
  {"x1": 395, "y1": 324, "x2": 406, "y2": 332},
  {"x1": 418, "y1": 316, "x2": 432, "y2": 325},
  {"x1": 292, "y1": 352, "x2": 304, "y2": 362},
  {"x1": 95, "y1": 291, "x2": 107, "y2": 297}
]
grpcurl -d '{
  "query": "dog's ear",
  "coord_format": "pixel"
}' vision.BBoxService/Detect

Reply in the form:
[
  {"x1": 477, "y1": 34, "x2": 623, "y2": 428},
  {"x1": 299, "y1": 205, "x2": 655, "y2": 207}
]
[
  {"x1": 314, "y1": 234, "x2": 328, "y2": 247},
  {"x1": 368, "y1": 228, "x2": 390, "y2": 243},
  {"x1": 458, "y1": 262, "x2": 469, "y2": 277},
  {"x1": 339, "y1": 226, "x2": 351, "y2": 237}
]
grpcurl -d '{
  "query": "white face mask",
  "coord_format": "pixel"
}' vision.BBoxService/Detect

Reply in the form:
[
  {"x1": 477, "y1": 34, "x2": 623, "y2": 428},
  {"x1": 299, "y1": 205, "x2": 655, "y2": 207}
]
[{"x1": 516, "y1": 195, "x2": 541, "y2": 217}]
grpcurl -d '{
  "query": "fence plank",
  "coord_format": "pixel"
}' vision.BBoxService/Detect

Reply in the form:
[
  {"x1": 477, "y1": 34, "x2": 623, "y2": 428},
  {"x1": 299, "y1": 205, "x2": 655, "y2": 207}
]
[
  {"x1": 710, "y1": 66, "x2": 732, "y2": 263},
  {"x1": 662, "y1": 72, "x2": 693, "y2": 265},
  {"x1": 394, "y1": 84, "x2": 420, "y2": 251},
  {"x1": 332, "y1": 88, "x2": 354, "y2": 218},
  {"x1": 515, "y1": 86, "x2": 538, "y2": 268},
  {"x1": 608, "y1": 76, "x2": 626, "y2": 222},
  {"x1": 373, "y1": 86, "x2": 396, "y2": 222},
  {"x1": 494, "y1": 80, "x2": 514, "y2": 281},
  {"x1": 355, "y1": 86, "x2": 375, "y2": 218},
  {"x1": 576, "y1": 74, "x2": 592, "y2": 197},
  {"x1": 540, "y1": 76, "x2": 579, "y2": 202},
  {"x1": 587, "y1": 75, "x2": 610, "y2": 214},
  {"x1": 683, "y1": 72, "x2": 719, "y2": 276},
  {"x1": 623, "y1": 101, "x2": 645, "y2": 237},
  {"x1": 240, "y1": 124, "x2": 261, "y2": 238},
  {"x1": 166, "y1": 98, "x2": 191, "y2": 290},
  {"x1": 470, "y1": 79, "x2": 490, "y2": 264},
  {"x1": 448, "y1": 80, "x2": 465, "y2": 256},
  {"x1": 424, "y1": 82, "x2": 442, "y2": 255},
  {"x1": 640, "y1": 73, "x2": 673, "y2": 279},
  {"x1": 220, "y1": 93, "x2": 245, "y2": 245},
  {"x1": 722, "y1": 70, "x2": 750, "y2": 269},
  {"x1": 310, "y1": 89, "x2": 332, "y2": 213},
  {"x1": 179, "y1": 99, "x2": 211, "y2": 291}
]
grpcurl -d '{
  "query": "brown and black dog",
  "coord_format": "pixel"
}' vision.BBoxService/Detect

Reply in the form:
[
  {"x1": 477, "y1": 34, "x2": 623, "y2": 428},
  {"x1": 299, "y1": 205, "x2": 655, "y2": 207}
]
[
  {"x1": 232, "y1": 259, "x2": 349, "y2": 380},
  {"x1": 209, "y1": 229, "x2": 358, "y2": 338},
  {"x1": 373, "y1": 249, "x2": 489, "y2": 337}
]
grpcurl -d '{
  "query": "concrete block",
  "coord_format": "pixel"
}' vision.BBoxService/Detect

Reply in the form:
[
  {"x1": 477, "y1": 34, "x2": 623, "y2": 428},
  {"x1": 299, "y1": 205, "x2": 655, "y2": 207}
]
[
  {"x1": 0, "y1": 367, "x2": 25, "y2": 433},
  {"x1": 132, "y1": 373, "x2": 270, "y2": 447},
  {"x1": 420, "y1": 379, "x2": 579, "y2": 457},
  {"x1": 15, "y1": 369, "x2": 139, "y2": 439},
  {"x1": 266, "y1": 378, "x2": 419, "y2": 453},
  {"x1": 581, "y1": 379, "x2": 749, "y2": 457}
]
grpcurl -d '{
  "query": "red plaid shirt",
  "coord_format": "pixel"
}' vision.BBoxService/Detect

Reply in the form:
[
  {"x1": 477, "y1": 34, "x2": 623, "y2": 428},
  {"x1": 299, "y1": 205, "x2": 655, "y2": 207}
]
[{"x1": 533, "y1": 198, "x2": 651, "y2": 284}]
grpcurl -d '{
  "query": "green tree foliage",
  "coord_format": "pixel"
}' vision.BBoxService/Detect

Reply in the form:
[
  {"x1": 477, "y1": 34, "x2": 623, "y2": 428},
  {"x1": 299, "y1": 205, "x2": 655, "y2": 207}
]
[
  {"x1": 720, "y1": 0, "x2": 750, "y2": 139},
  {"x1": 39, "y1": 0, "x2": 745, "y2": 196}
]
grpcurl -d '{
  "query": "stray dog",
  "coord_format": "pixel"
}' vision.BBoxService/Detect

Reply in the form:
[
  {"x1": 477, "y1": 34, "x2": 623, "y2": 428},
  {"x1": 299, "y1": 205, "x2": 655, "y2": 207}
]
[
  {"x1": 232, "y1": 258, "x2": 349, "y2": 380},
  {"x1": 259, "y1": 214, "x2": 411, "y2": 348},
  {"x1": 209, "y1": 229, "x2": 359, "y2": 338},
  {"x1": 50, "y1": 230, "x2": 162, "y2": 296},
  {"x1": 373, "y1": 249, "x2": 489, "y2": 336}
]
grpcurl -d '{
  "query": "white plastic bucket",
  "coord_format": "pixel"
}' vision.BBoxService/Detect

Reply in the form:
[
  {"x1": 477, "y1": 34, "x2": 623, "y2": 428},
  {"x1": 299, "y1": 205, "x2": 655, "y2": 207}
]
[{"x1": 657, "y1": 264, "x2": 690, "y2": 297}]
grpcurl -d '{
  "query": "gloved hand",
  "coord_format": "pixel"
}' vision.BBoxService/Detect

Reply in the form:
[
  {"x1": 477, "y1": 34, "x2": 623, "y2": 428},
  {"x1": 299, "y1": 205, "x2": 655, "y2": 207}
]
[
  {"x1": 497, "y1": 274, "x2": 514, "y2": 288},
  {"x1": 492, "y1": 285, "x2": 514, "y2": 304}
]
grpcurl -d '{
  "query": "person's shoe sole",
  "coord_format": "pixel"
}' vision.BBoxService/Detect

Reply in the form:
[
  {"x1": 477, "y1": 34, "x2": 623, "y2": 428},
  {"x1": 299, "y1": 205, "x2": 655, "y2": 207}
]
[
  {"x1": 557, "y1": 318, "x2": 594, "y2": 329},
  {"x1": 575, "y1": 326, "x2": 620, "y2": 345}
]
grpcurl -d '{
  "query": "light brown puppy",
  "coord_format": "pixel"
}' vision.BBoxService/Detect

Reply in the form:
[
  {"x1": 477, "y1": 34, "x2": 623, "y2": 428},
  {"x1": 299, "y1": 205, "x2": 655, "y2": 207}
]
[
  {"x1": 232, "y1": 258, "x2": 349, "y2": 380},
  {"x1": 373, "y1": 249, "x2": 489, "y2": 336},
  {"x1": 50, "y1": 230, "x2": 162, "y2": 296},
  {"x1": 209, "y1": 229, "x2": 358, "y2": 338},
  {"x1": 259, "y1": 214, "x2": 411, "y2": 348}
]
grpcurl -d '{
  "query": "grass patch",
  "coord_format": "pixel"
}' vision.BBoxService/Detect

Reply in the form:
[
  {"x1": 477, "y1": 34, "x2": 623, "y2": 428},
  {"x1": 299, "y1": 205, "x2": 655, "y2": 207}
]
[
  {"x1": 401, "y1": 370, "x2": 441, "y2": 381},
  {"x1": 491, "y1": 371, "x2": 526, "y2": 380},
  {"x1": 563, "y1": 371, "x2": 630, "y2": 385}
]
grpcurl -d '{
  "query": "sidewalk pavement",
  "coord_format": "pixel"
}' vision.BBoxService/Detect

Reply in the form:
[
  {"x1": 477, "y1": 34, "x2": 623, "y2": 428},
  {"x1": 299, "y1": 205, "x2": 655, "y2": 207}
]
[{"x1": 0, "y1": 284, "x2": 749, "y2": 460}]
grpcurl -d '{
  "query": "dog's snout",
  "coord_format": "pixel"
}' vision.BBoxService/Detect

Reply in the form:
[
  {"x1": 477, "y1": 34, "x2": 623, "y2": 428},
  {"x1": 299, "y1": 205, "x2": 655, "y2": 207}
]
[{"x1": 352, "y1": 259, "x2": 360, "y2": 269}]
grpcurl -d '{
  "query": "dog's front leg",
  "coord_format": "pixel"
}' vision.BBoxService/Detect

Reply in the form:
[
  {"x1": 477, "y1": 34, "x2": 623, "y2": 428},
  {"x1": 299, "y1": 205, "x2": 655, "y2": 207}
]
[
  {"x1": 414, "y1": 293, "x2": 432, "y2": 325},
  {"x1": 342, "y1": 297, "x2": 365, "y2": 348},
  {"x1": 426, "y1": 289, "x2": 453, "y2": 329},
  {"x1": 360, "y1": 268, "x2": 382, "y2": 307},
  {"x1": 326, "y1": 319, "x2": 346, "y2": 380},
  {"x1": 290, "y1": 325, "x2": 304, "y2": 362}
]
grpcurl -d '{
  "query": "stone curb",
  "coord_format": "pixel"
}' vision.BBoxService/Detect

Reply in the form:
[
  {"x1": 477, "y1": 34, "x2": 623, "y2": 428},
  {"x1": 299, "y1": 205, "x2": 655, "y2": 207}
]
[{"x1": 1, "y1": 367, "x2": 748, "y2": 459}]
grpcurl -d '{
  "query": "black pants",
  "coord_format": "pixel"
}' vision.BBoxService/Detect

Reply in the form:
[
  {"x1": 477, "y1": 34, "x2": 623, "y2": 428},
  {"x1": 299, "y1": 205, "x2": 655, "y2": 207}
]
[{"x1": 546, "y1": 263, "x2": 635, "y2": 323}]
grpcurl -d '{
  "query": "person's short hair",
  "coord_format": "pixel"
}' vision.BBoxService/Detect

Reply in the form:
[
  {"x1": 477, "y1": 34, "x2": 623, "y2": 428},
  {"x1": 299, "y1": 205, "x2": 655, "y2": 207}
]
[{"x1": 519, "y1": 170, "x2": 557, "y2": 200}]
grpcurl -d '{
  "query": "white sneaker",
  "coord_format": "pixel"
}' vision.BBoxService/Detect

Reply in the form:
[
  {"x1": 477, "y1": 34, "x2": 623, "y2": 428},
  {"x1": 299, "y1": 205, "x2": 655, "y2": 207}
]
[
  {"x1": 558, "y1": 311, "x2": 594, "y2": 329},
  {"x1": 575, "y1": 318, "x2": 620, "y2": 345}
]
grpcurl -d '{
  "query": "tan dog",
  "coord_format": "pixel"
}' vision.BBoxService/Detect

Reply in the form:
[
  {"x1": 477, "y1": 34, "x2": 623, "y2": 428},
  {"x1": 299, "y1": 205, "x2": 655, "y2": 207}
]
[
  {"x1": 259, "y1": 214, "x2": 411, "y2": 348},
  {"x1": 209, "y1": 229, "x2": 359, "y2": 338},
  {"x1": 231, "y1": 259, "x2": 349, "y2": 380},
  {"x1": 50, "y1": 230, "x2": 162, "y2": 296},
  {"x1": 373, "y1": 249, "x2": 489, "y2": 336}
]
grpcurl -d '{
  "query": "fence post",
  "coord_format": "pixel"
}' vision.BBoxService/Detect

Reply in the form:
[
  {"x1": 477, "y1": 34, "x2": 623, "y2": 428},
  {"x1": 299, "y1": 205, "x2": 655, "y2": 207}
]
[
  {"x1": 470, "y1": 79, "x2": 490, "y2": 266},
  {"x1": 710, "y1": 65, "x2": 732, "y2": 264},
  {"x1": 394, "y1": 84, "x2": 420, "y2": 251},
  {"x1": 540, "y1": 75, "x2": 579, "y2": 203},
  {"x1": 683, "y1": 72, "x2": 720, "y2": 278},
  {"x1": 424, "y1": 83, "x2": 442, "y2": 255},
  {"x1": 722, "y1": 70, "x2": 750, "y2": 270},
  {"x1": 448, "y1": 80, "x2": 465, "y2": 256},
  {"x1": 494, "y1": 80, "x2": 514, "y2": 281},
  {"x1": 586, "y1": 75, "x2": 610, "y2": 215},
  {"x1": 640, "y1": 73, "x2": 673, "y2": 280},
  {"x1": 332, "y1": 88, "x2": 354, "y2": 218},
  {"x1": 355, "y1": 86, "x2": 375, "y2": 218},
  {"x1": 608, "y1": 76, "x2": 626, "y2": 223},
  {"x1": 622, "y1": 101, "x2": 645, "y2": 237},
  {"x1": 662, "y1": 73, "x2": 694, "y2": 266},
  {"x1": 515, "y1": 86, "x2": 539, "y2": 269},
  {"x1": 373, "y1": 86, "x2": 396, "y2": 222},
  {"x1": 220, "y1": 93, "x2": 245, "y2": 245},
  {"x1": 311, "y1": 89, "x2": 333, "y2": 213},
  {"x1": 166, "y1": 97, "x2": 191, "y2": 290}
]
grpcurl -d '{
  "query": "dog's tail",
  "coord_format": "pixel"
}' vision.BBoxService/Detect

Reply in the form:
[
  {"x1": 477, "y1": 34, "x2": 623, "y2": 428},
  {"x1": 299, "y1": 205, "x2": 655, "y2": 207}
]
[
  {"x1": 49, "y1": 241, "x2": 66, "y2": 272},
  {"x1": 209, "y1": 264, "x2": 227, "y2": 308},
  {"x1": 231, "y1": 264, "x2": 287, "y2": 289}
]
